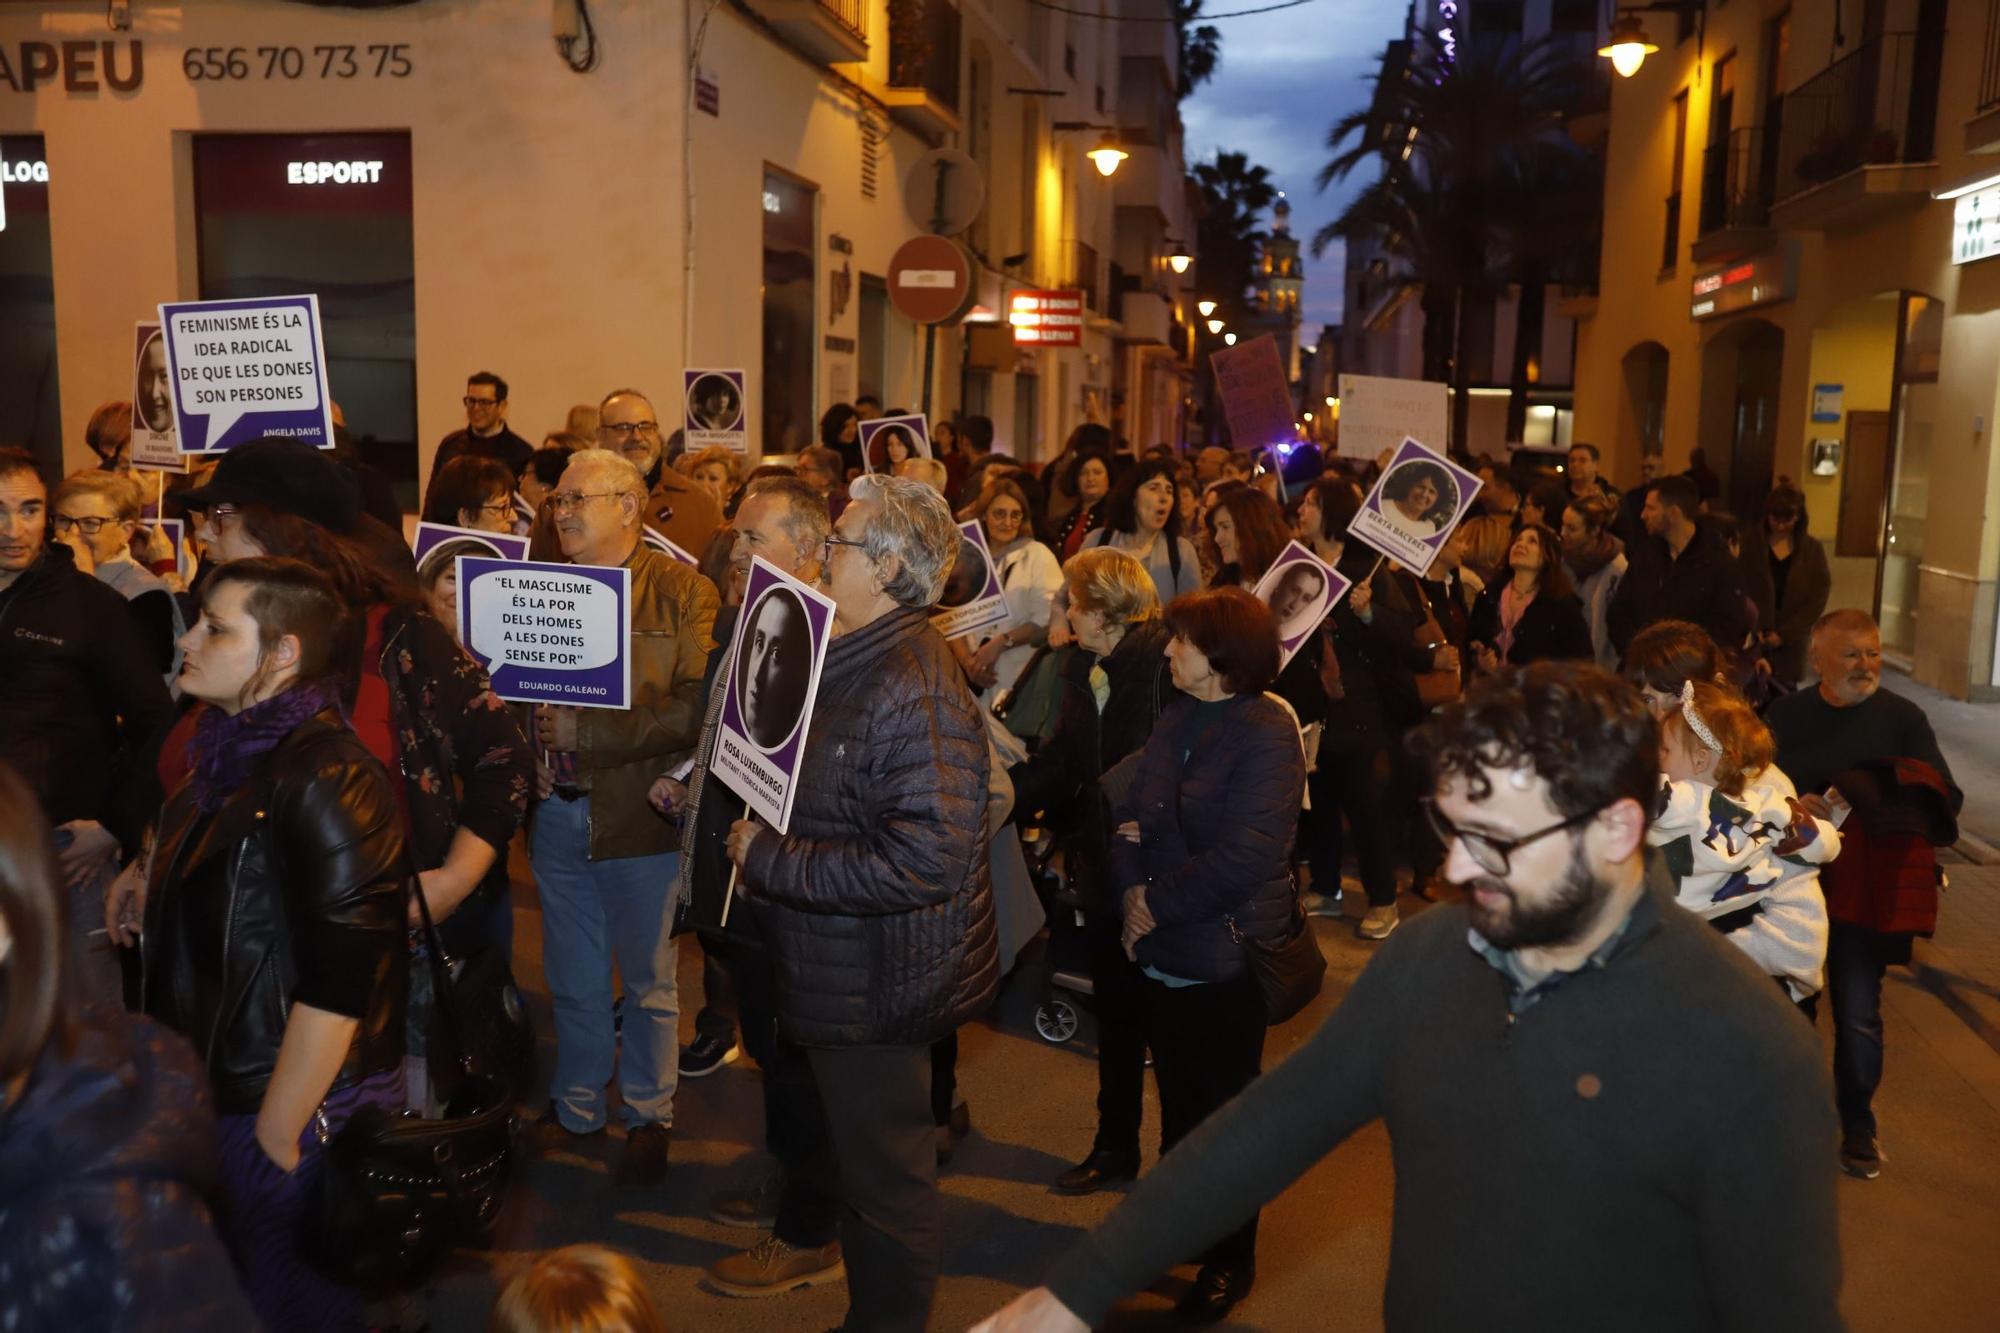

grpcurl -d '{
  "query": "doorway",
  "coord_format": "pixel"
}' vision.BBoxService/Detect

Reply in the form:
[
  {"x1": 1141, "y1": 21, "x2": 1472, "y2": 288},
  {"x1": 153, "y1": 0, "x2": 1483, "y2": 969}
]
[
  {"x1": 1697, "y1": 318, "x2": 1784, "y2": 519},
  {"x1": 0, "y1": 136, "x2": 61, "y2": 475}
]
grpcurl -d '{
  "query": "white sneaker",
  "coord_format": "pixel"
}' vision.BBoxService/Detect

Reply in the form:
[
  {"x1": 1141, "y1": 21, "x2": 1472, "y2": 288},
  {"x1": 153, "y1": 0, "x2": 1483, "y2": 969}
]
[
  {"x1": 1358, "y1": 903, "x2": 1400, "y2": 940},
  {"x1": 1302, "y1": 890, "x2": 1344, "y2": 919}
]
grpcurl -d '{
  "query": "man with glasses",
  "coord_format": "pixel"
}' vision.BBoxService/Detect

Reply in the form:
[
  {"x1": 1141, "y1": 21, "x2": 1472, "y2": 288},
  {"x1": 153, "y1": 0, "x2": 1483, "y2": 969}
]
[
  {"x1": 529, "y1": 447, "x2": 719, "y2": 1188},
  {"x1": 972, "y1": 662, "x2": 1841, "y2": 1333},
  {"x1": 428, "y1": 370, "x2": 535, "y2": 489},
  {"x1": 597, "y1": 387, "x2": 720, "y2": 556},
  {"x1": 0, "y1": 448, "x2": 174, "y2": 1006},
  {"x1": 51, "y1": 470, "x2": 186, "y2": 681}
]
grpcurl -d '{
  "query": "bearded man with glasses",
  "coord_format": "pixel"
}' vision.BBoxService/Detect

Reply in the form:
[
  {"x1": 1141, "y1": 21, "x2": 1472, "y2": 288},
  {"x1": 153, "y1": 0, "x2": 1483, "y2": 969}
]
[
  {"x1": 596, "y1": 387, "x2": 721, "y2": 557},
  {"x1": 972, "y1": 662, "x2": 1843, "y2": 1333}
]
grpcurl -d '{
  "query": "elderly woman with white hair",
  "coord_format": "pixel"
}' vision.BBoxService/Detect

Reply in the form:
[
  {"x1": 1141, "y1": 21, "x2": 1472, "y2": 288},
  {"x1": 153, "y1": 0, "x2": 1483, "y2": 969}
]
[{"x1": 725, "y1": 473, "x2": 998, "y2": 1333}]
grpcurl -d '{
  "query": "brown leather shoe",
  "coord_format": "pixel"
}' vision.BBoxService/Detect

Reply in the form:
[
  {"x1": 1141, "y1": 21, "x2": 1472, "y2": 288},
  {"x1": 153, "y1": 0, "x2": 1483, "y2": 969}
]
[
  {"x1": 526, "y1": 1104, "x2": 603, "y2": 1155},
  {"x1": 705, "y1": 1234, "x2": 845, "y2": 1298}
]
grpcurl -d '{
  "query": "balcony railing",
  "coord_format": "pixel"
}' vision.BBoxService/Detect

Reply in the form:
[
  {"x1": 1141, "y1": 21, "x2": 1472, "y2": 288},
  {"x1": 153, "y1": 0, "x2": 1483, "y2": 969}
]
[
  {"x1": 889, "y1": 0, "x2": 960, "y2": 113},
  {"x1": 818, "y1": 0, "x2": 866, "y2": 40},
  {"x1": 1698, "y1": 127, "x2": 1772, "y2": 235},
  {"x1": 1773, "y1": 32, "x2": 1938, "y2": 203}
]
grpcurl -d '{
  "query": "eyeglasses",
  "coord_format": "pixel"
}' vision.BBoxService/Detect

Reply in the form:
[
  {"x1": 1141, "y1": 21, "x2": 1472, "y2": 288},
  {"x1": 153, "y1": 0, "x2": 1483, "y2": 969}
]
[
  {"x1": 1421, "y1": 798, "x2": 1606, "y2": 878},
  {"x1": 196, "y1": 504, "x2": 242, "y2": 528},
  {"x1": 603, "y1": 420, "x2": 661, "y2": 439},
  {"x1": 471, "y1": 500, "x2": 514, "y2": 518},
  {"x1": 462, "y1": 396, "x2": 501, "y2": 409},
  {"x1": 548, "y1": 492, "x2": 621, "y2": 515},
  {"x1": 822, "y1": 535, "x2": 867, "y2": 565},
  {"x1": 53, "y1": 513, "x2": 118, "y2": 536}
]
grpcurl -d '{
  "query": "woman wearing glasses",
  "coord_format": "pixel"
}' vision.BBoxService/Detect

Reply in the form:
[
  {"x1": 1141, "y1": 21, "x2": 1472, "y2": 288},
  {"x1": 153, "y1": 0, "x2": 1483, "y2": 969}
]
[
  {"x1": 422, "y1": 455, "x2": 522, "y2": 535},
  {"x1": 50, "y1": 469, "x2": 186, "y2": 682}
]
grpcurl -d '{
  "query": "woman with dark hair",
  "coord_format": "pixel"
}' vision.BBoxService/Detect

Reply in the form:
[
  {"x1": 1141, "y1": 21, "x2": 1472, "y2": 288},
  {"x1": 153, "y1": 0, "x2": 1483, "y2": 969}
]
[
  {"x1": 1112, "y1": 585, "x2": 1304, "y2": 1323},
  {"x1": 1083, "y1": 456, "x2": 1201, "y2": 604},
  {"x1": 1560, "y1": 493, "x2": 1627, "y2": 670},
  {"x1": 423, "y1": 454, "x2": 519, "y2": 535},
  {"x1": 1468, "y1": 523, "x2": 1593, "y2": 671},
  {"x1": 1205, "y1": 486, "x2": 1292, "y2": 589},
  {"x1": 1761, "y1": 485, "x2": 1830, "y2": 684},
  {"x1": 1052, "y1": 451, "x2": 1114, "y2": 560},
  {"x1": 1044, "y1": 423, "x2": 1115, "y2": 534},
  {"x1": 819, "y1": 403, "x2": 862, "y2": 479},
  {"x1": 1377, "y1": 459, "x2": 1457, "y2": 539},
  {"x1": 0, "y1": 763, "x2": 254, "y2": 1331},
  {"x1": 141, "y1": 558, "x2": 409, "y2": 1330},
  {"x1": 1518, "y1": 477, "x2": 1570, "y2": 532}
]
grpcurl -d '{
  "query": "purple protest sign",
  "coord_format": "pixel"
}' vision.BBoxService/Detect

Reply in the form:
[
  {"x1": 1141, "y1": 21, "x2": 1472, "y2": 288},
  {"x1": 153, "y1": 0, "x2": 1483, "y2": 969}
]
[
  {"x1": 413, "y1": 521, "x2": 529, "y2": 567},
  {"x1": 712, "y1": 556, "x2": 837, "y2": 833},
  {"x1": 1347, "y1": 436, "x2": 1484, "y2": 575},
  {"x1": 158, "y1": 294, "x2": 336, "y2": 454},
  {"x1": 684, "y1": 368, "x2": 748, "y2": 455},
  {"x1": 641, "y1": 528, "x2": 701, "y2": 566},
  {"x1": 932, "y1": 519, "x2": 1009, "y2": 641},
  {"x1": 129, "y1": 322, "x2": 184, "y2": 472},
  {"x1": 457, "y1": 556, "x2": 632, "y2": 710},
  {"x1": 153, "y1": 517, "x2": 190, "y2": 580},
  {"x1": 1251, "y1": 540, "x2": 1352, "y2": 672},
  {"x1": 1209, "y1": 333, "x2": 1299, "y2": 455},
  {"x1": 860, "y1": 414, "x2": 931, "y2": 473}
]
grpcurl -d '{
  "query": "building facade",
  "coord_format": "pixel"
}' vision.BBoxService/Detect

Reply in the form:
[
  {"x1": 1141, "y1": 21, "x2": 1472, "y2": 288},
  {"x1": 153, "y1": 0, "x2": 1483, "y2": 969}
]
[
  {"x1": 1573, "y1": 0, "x2": 2000, "y2": 698},
  {"x1": 0, "y1": 0, "x2": 1194, "y2": 499}
]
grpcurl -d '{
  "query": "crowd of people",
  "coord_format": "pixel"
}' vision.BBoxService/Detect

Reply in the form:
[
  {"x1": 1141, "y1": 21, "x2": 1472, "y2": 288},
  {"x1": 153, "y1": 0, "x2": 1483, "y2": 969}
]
[{"x1": 0, "y1": 370, "x2": 1961, "y2": 1333}]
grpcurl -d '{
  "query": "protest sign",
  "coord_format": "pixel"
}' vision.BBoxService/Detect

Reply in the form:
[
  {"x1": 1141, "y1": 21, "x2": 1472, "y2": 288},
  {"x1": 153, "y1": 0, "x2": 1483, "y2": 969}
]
[
  {"x1": 860, "y1": 414, "x2": 931, "y2": 473},
  {"x1": 1209, "y1": 334, "x2": 1298, "y2": 455},
  {"x1": 932, "y1": 520, "x2": 1009, "y2": 641},
  {"x1": 157, "y1": 294, "x2": 336, "y2": 454},
  {"x1": 712, "y1": 556, "x2": 837, "y2": 833},
  {"x1": 641, "y1": 528, "x2": 701, "y2": 566},
  {"x1": 457, "y1": 556, "x2": 632, "y2": 710},
  {"x1": 1347, "y1": 436, "x2": 1483, "y2": 575},
  {"x1": 413, "y1": 521, "x2": 529, "y2": 567},
  {"x1": 1252, "y1": 541, "x2": 1352, "y2": 672},
  {"x1": 129, "y1": 322, "x2": 184, "y2": 472},
  {"x1": 684, "y1": 369, "x2": 748, "y2": 455},
  {"x1": 153, "y1": 517, "x2": 190, "y2": 580},
  {"x1": 1336, "y1": 373, "x2": 1447, "y2": 462}
]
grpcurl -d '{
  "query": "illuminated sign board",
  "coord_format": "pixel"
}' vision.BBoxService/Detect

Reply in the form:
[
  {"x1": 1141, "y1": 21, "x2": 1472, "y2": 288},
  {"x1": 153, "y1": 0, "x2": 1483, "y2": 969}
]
[
  {"x1": 1952, "y1": 185, "x2": 2000, "y2": 266},
  {"x1": 1688, "y1": 245, "x2": 1797, "y2": 320},
  {"x1": 1009, "y1": 288, "x2": 1084, "y2": 346},
  {"x1": 286, "y1": 159, "x2": 385, "y2": 185}
]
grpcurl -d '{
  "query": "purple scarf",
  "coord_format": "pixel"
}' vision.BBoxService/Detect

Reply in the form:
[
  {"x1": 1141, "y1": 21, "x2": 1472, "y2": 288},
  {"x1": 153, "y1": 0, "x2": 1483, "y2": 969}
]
[{"x1": 188, "y1": 679, "x2": 343, "y2": 812}]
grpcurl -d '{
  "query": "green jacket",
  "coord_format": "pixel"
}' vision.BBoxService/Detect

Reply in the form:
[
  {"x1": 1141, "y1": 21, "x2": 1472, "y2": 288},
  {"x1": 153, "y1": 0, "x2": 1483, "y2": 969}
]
[{"x1": 575, "y1": 541, "x2": 719, "y2": 860}]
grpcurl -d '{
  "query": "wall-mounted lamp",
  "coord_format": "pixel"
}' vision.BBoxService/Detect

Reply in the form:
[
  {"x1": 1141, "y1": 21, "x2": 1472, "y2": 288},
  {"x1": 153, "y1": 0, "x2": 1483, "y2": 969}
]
[
  {"x1": 1054, "y1": 122, "x2": 1128, "y2": 178},
  {"x1": 1223, "y1": 332, "x2": 1237, "y2": 346},
  {"x1": 1166, "y1": 241, "x2": 1192, "y2": 274},
  {"x1": 1597, "y1": 3, "x2": 1702, "y2": 79},
  {"x1": 1197, "y1": 299, "x2": 1217, "y2": 317},
  {"x1": 1205, "y1": 317, "x2": 1225, "y2": 334}
]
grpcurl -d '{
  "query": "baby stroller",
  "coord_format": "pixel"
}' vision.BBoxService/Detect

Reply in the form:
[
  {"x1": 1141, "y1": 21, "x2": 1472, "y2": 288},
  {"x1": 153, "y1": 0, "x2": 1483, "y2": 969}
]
[{"x1": 1019, "y1": 823, "x2": 1097, "y2": 1044}]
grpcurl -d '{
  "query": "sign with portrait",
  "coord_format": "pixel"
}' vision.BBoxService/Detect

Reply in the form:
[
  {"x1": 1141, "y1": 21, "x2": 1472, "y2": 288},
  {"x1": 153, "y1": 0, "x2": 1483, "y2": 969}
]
[
  {"x1": 1348, "y1": 436, "x2": 1483, "y2": 575},
  {"x1": 684, "y1": 368, "x2": 748, "y2": 455},
  {"x1": 641, "y1": 528, "x2": 701, "y2": 566},
  {"x1": 456, "y1": 556, "x2": 632, "y2": 710},
  {"x1": 859, "y1": 414, "x2": 931, "y2": 474},
  {"x1": 1251, "y1": 541, "x2": 1352, "y2": 672},
  {"x1": 712, "y1": 557, "x2": 837, "y2": 833},
  {"x1": 932, "y1": 519, "x2": 1010, "y2": 641},
  {"x1": 129, "y1": 321, "x2": 184, "y2": 472},
  {"x1": 413, "y1": 521, "x2": 529, "y2": 567},
  {"x1": 156, "y1": 293, "x2": 336, "y2": 453}
]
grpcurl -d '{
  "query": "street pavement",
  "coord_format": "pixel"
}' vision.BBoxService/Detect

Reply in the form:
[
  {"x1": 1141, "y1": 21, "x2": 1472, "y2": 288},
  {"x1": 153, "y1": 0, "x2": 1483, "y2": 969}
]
[{"x1": 396, "y1": 849, "x2": 2000, "y2": 1333}]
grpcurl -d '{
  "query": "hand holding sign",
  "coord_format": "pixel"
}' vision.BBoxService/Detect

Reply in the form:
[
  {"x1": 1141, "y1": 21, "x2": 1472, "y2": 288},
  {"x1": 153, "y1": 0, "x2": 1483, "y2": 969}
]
[
  {"x1": 457, "y1": 556, "x2": 634, "y2": 709},
  {"x1": 1347, "y1": 437, "x2": 1484, "y2": 575}
]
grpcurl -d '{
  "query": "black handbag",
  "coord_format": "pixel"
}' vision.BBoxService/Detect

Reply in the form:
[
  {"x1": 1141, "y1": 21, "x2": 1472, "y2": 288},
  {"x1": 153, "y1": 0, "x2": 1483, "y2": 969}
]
[
  {"x1": 1228, "y1": 887, "x2": 1327, "y2": 1027},
  {"x1": 302, "y1": 879, "x2": 516, "y2": 1289}
]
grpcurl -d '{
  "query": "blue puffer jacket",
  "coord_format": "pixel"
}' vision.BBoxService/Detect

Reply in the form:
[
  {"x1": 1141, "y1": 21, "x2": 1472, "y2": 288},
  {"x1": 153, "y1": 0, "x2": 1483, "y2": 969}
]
[
  {"x1": 0, "y1": 1011, "x2": 257, "y2": 1331},
  {"x1": 1112, "y1": 692, "x2": 1305, "y2": 982}
]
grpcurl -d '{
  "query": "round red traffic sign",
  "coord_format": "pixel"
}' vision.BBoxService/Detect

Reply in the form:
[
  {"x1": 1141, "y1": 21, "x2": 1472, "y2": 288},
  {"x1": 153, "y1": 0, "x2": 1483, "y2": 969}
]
[{"x1": 887, "y1": 234, "x2": 973, "y2": 325}]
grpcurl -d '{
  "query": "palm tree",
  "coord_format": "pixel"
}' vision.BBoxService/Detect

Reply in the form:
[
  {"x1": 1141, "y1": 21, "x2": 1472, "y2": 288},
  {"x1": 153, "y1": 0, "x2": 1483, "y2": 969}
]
[
  {"x1": 1192, "y1": 150, "x2": 1277, "y2": 319},
  {"x1": 1177, "y1": 0, "x2": 1221, "y2": 97},
  {"x1": 1315, "y1": 35, "x2": 1592, "y2": 454}
]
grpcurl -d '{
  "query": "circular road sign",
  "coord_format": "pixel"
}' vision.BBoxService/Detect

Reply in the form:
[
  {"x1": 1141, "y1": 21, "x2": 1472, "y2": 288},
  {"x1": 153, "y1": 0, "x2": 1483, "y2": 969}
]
[{"x1": 887, "y1": 234, "x2": 973, "y2": 325}]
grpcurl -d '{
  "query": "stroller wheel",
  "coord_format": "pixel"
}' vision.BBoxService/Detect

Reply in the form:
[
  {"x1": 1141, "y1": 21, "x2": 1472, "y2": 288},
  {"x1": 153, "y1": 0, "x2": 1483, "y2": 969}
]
[{"x1": 1035, "y1": 998, "x2": 1080, "y2": 1044}]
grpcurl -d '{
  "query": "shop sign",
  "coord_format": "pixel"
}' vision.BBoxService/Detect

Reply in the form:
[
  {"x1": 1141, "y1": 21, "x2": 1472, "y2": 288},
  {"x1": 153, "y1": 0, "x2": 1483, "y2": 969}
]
[
  {"x1": 0, "y1": 40, "x2": 144, "y2": 94},
  {"x1": 1952, "y1": 185, "x2": 2000, "y2": 266},
  {"x1": 1009, "y1": 289, "x2": 1083, "y2": 346},
  {"x1": 1689, "y1": 247, "x2": 1796, "y2": 320}
]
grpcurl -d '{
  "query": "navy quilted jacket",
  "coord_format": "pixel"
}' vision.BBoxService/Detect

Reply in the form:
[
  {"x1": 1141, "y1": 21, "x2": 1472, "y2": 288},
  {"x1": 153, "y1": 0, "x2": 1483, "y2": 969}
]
[
  {"x1": 0, "y1": 1012, "x2": 256, "y2": 1331},
  {"x1": 1113, "y1": 692, "x2": 1305, "y2": 982},
  {"x1": 744, "y1": 605, "x2": 998, "y2": 1046}
]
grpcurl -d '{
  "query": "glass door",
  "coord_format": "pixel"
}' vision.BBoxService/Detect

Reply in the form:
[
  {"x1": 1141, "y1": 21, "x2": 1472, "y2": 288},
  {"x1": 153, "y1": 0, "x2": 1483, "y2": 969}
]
[{"x1": 1879, "y1": 294, "x2": 1941, "y2": 658}]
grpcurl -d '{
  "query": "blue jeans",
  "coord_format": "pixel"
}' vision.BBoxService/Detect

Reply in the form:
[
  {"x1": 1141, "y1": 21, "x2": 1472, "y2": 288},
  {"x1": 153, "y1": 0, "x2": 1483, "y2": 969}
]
[
  {"x1": 530, "y1": 793, "x2": 680, "y2": 1132},
  {"x1": 1827, "y1": 922, "x2": 1889, "y2": 1140}
]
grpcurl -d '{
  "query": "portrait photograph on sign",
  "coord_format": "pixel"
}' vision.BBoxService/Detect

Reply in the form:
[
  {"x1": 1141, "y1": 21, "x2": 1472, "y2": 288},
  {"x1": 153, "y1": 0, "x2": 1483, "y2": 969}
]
[
  {"x1": 713, "y1": 557, "x2": 837, "y2": 832},
  {"x1": 932, "y1": 519, "x2": 1010, "y2": 641},
  {"x1": 860, "y1": 414, "x2": 932, "y2": 473},
  {"x1": 1348, "y1": 437, "x2": 1483, "y2": 574},
  {"x1": 157, "y1": 293, "x2": 337, "y2": 453},
  {"x1": 456, "y1": 556, "x2": 632, "y2": 710},
  {"x1": 126, "y1": 322, "x2": 189, "y2": 473},
  {"x1": 1252, "y1": 541, "x2": 1352, "y2": 670},
  {"x1": 684, "y1": 368, "x2": 748, "y2": 454}
]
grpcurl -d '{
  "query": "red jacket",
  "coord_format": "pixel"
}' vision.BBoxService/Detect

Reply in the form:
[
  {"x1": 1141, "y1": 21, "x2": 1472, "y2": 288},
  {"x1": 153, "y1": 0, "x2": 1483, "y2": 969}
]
[{"x1": 1818, "y1": 757, "x2": 1958, "y2": 936}]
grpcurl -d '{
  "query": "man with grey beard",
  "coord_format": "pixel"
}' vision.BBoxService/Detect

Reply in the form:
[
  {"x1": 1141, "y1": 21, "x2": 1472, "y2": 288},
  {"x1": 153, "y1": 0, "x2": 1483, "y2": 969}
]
[
  {"x1": 972, "y1": 663, "x2": 1842, "y2": 1333},
  {"x1": 1766, "y1": 609, "x2": 1960, "y2": 1182}
]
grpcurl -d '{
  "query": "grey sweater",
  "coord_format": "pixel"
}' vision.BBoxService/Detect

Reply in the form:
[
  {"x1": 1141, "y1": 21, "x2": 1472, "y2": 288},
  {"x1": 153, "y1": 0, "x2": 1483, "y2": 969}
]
[{"x1": 1046, "y1": 869, "x2": 1845, "y2": 1331}]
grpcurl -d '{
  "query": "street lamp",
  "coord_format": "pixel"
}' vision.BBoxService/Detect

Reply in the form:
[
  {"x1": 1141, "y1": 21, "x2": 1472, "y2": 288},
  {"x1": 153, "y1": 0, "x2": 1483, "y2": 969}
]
[
  {"x1": 1223, "y1": 332, "x2": 1237, "y2": 346},
  {"x1": 1597, "y1": 14, "x2": 1659, "y2": 77},
  {"x1": 1206, "y1": 317, "x2": 1225, "y2": 334},
  {"x1": 1167, "y1": 242, "x2": 1192, "y2": 274},
  {"x1": 1197, "y1": 299, "x2": 1217, "y2": 317},
  {"x1": 1087, "y1": 131, "x2": 1129, "y2": 177}
]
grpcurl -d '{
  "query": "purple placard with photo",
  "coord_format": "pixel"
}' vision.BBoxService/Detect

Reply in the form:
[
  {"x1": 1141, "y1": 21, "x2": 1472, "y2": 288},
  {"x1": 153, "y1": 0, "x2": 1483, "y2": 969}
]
[
  {"x1": 412, "y1": 521, "x2": 529, "y2": 568},
  {"x1": 684, "y1": 368, "x2": 749, "y2": 455},
  {"x1": 456, "y1": 556, "x2": 632, "y2": 710},
  {"x1": 642, "y1": 527, "x2": 701, "y2": 565},
  {"x1": 859, "y1": 414, "x2": 932, "y2": 473},
  {"x1": 713, "y1": 556, "x2": 838, "y2": 833},
  {"x1": 129, "y1": 321, "x2": 185, "y2": 472},
  {"x1": 157, "y1": 294, "x2": 337, "y2": 454},
  {"x1": 152, "y1": 517, "x2": 190, "y2": 580},
  {"x1": 932, "y1": 519, "x2": 1010, "y2": 641},
  {"x1": 1251, "y1": 540, "x2": 1352, "y2": 672},
  {"x1": 1347, "y1": 436, "x2": 1484, "y2": 575}
]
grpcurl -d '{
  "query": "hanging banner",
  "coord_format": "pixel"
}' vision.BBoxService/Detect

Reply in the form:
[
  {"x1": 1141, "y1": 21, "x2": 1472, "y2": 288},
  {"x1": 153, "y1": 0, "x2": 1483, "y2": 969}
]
[
  {"x1": 457, "y1": 556, "x2": 632, "y2": 710},
  {"x1": 712, "y1": 556, "x2": 838, "y2": 832},
  {"x1": 859, "y1": 414, "x2": 932, "y2": 473},
  {"x1": 684, "y1": 368, "x2": 749, "y2": 455},
  {"x1": 933, "y1": 519, "x2": 1010, "y2": 641},
  {"x1": 1251, "y1": 540, "x2": 1352, "y2": 672},
  {"x1": 129, "y1": 322, "x2": 185, "y2": 472},
  {"x1": 1347, "y1": 436, "x2": 1484, "y2": 575},
  {"x1": 1335, "y1": 372, "x2": 1448, "y2": 462},
  {"x1": 157, "y1": 293, "x2": 336, "y2": 454}
]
